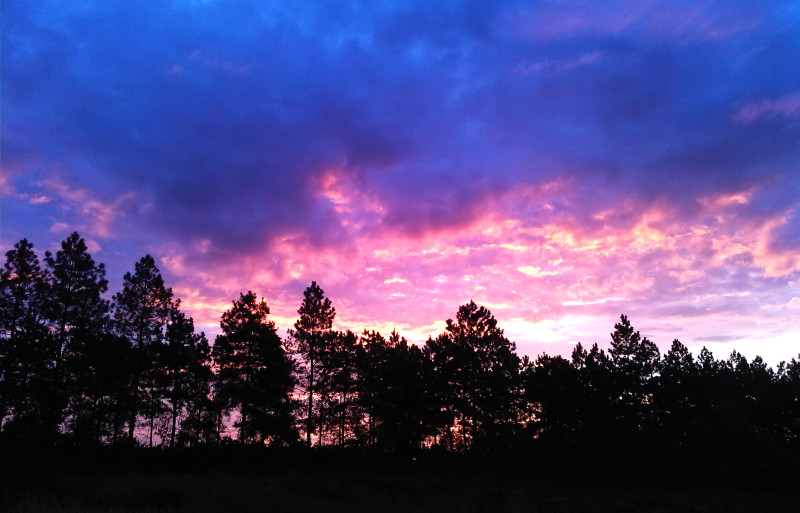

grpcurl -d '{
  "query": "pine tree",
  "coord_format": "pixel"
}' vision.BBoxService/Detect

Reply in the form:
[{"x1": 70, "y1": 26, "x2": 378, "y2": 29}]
[
  {"x1": 524, "y1": 353, "x2": 583, "y2": 441},
  {"x1": 655, "y1": 339, "x2": 697, "y2": 446},
  {"x1": 112, "y1": 255, "x2": 175, "y2": 443},
  {"x1": 288, "y1": 281, "x2": 335, "y2": 446},
  {"x1": 176, "y1": 331, "x2": 216, "y2": 446},
  {"x1": 163, "y1": 309, "x2": 210, "y2": 447},
  {"x1": 214, "y1": 292, "x2": 297, "y2": 444},
  {"x1": 318, "y1": 330, "x2": 360, "y2": 446},
  {"x1": 424, "y1": 301, "x2": 520, "y2": 450},
  {"x1": 371, "y1": 330, "x2": 434, "y2": 452},
  {"x1": 43, "y1": 232, "x2": 110, "y2": 439},
  {"x1": 44, "y1": 233, "x2": 109, "y2": 373},
  {"x1": 357, "y1": 330, "x2": 388, "y2": 446},
  {"x1": 0, "y1": 240, "x2": 51, "y2": 437},
  {"x1": 607, "y1": 315, "x2": 661, "y2": 445},
  {"x1": 609, "y1": 314, "x2": 661, "y2": 390}
]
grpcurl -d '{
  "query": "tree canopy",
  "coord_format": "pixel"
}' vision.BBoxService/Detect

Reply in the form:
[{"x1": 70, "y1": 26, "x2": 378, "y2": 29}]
[{"x1": 215, "y1": 292, "x2": 297, "y2": 444}]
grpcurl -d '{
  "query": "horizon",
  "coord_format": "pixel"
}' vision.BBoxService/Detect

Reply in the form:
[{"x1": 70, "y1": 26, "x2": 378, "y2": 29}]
[{"x1": 3, "y1": 1, "x2": 799, "y2": 365}]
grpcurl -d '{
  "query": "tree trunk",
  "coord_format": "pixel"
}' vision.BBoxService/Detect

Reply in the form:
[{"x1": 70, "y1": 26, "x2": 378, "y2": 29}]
[
  {"x1": 55, "y1": 317, "x2": 68, "y2": 373},
  {"x1": 148, "y1": 391, "x2": 155, "y2": 447},
  {"x1": 90, "y1": 397, "x2": 99, "y2": 443},
  {"x1": 170, "y1": 375, "x2": 178, "y2": 448},
  {"x1": 241, "y1": 404, "x2": 248, "y2": 443},
  {"x1": 128, "y1": 371, "x2": 139, "y2": 441},
  {"x1": 170, "y1": 397, "x2": 178, "y2": 448},
  {"x1": 130, "y1": 316, "x2": 147, "y2": 442},
  {"x1": 112, "y1": 406, "x2": 119, "y2": 445},
  {"x1": 217, "y1": 409, "x2": 223, "y2": 443},
  {"x1": 307, "y1": 350, "x2": 314, "y2": 446}
]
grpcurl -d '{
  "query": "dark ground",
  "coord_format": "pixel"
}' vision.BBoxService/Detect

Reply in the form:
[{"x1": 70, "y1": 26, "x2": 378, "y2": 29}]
[
  {"x1": 4, "y1": 470, "x2": 800, "y2": 513},
  {"x1": 2, "y1": 445, "x2": 798, "y2": 512}
]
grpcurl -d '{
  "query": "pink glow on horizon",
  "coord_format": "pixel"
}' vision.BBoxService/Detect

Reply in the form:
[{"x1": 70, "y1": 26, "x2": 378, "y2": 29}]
[{"x1": 157, "y1": 175, "x2": 800, "y2": 364}]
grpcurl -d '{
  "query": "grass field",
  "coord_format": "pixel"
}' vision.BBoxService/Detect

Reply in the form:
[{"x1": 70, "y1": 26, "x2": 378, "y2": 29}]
[{"x1": 3, "y1": 470, "x2": 799, "y2": 513}]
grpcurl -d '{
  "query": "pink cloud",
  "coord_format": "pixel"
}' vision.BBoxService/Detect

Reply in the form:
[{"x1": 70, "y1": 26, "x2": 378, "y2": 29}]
[
  {"x1": 84, "y1": 238, "x2": 102, "y2": 253},
  {"x1": 508, "y1": 1, "x2": 762, "y2": 43},
  {"x1": 1, "y1": 175, "x2": 52, "y2": 205},
  {"x1": 39, "y1": 178, "x2": 139, "y2": 241},
  {"x1": 0, "y1": 174, "x2": 13, "y2": 196},
  {"x1": 157, "y1": 172, "x2": 799, "y2": 364},
  {"x1": 512, "y1": 52, "x2": 603, "y2": 75},
  {"x1": 733, "y1": 92, "x2": 800, "y2": 123},
  {"x1": 49, "y1": 222, "x2": 72, "y2": 233}
]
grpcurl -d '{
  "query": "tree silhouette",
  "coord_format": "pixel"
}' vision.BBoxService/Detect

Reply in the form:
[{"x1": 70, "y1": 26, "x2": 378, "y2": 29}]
[
  {"x1": 43, "y1": 233, "x2": 109, "y2": 375},
  {"x1": 162, "y1": 309, "x2": 211, "y2": 447},
  {"x1": 655, "y1": 339, "x2": 697, "y2": 448},
  {"x1": 289, "y1": 281, "x2": 335, "y2": 446},
  {"x1": 0, "y1": 240, "x2": 50, "y2": 438},
  {"x1": 175, "y1": 329, "x2": 217, "y2": 446},
  {"x1": 609, "y1": 315, "x2": 660, "y2": 388},
  {"x1": 379, "y1": 331, "x2": 437, "y2": 452},
  {"x1": 523, "y1": 353, "x2": 583, "y2": 442},
  {"x1": 424, "y1": 301, "x2": 520, "y2": 450},
  {"x1": 214, "y1": 292, "x2": 297, "y2": 444},
  {"x1": 777, "y1": 355, "x2": 800, "y2": 442},
  {"x1": 608, "y1": 315, "x2": 660, "y2": 436},
  {"x1": 112, "y1": 255, "x2": 175, "y2": 443},
  {"x1": 357, "y1": 330, "x2": 388, "y2": 446},
  {"x1": 570, "y1": 342, "x2": 614, "y2": 446},
  {"x1": 43, "y1": 232, "x2": 110, "y2": 440},
  {"x1": 317, "y1": 330, "x2": 360, "y2": 446}
]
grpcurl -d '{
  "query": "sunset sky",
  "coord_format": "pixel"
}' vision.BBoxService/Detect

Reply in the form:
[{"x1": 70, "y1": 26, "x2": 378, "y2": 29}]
[{"x1": 3, "y1": 1, "x2": 799, "y2": 364}]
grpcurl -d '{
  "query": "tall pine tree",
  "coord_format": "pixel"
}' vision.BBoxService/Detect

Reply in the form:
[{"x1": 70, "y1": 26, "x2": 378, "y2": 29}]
[
  {"x1": 43, "y1": 232, "x2": 110, "y2": 439},
  {"x1": 424, "y1": 301, "x2": 520, "y2": 450},
  {"x1": 112, "y1": 255, "x2": 175, "y2": 443},
  {"x1": 163, "y1": 308, "x2": 211, "y2": 447},
  {"x1": 288, "y1": 281, "x2": 335, "y2": 446},
  {"x1": 0, "y1": 240, "x2": 50, "y2": 437},
  {"x1": 214, "y1": 292, "x2": 297, "y2": 444}
]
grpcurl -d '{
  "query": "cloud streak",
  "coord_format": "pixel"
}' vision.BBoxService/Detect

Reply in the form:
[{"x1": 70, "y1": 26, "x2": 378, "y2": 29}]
[{"x1": 734, "y1": 92, "x2": 800, "y2": 123}]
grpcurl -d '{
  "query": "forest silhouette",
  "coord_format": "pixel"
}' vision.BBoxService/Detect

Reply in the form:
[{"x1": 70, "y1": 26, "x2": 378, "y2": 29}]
[{"x1": 2, "y1": 232, "x2": 800, "y2": 506}]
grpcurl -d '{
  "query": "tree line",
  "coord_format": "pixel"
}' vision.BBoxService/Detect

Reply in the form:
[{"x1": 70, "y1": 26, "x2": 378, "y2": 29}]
[{"x1": 2, "y1": 233, "x2": 800, "y2": 460}]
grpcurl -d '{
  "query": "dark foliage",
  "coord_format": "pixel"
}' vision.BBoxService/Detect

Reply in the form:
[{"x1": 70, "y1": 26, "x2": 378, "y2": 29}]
[
  {"x1": 424, "y1": 301, "x2": 521, "y2": 451},
  {"x1": 288, "y1": 281, "x2": 336, "y2": 446},
  {"x1": 214, "y1": 292, "x2": 297, "y2": 445}
]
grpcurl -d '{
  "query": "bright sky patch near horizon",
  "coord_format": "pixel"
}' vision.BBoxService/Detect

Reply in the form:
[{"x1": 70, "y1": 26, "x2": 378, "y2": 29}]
[{"x1": 3, "y1": 1, "x2": 799, "y2": 364}]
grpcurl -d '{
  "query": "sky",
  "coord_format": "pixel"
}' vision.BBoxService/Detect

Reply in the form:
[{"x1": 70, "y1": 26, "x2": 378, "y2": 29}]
[{"x1": 3, "y1": 0, "x2": 799, "y2": 364}]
